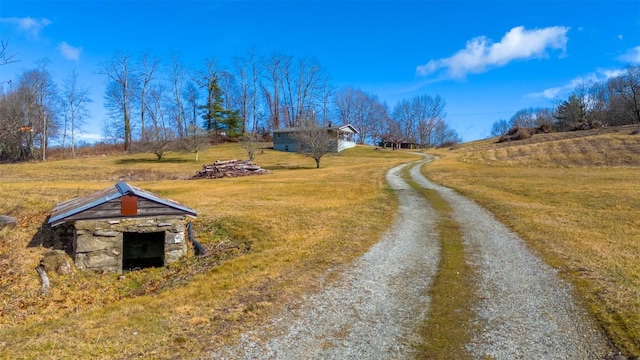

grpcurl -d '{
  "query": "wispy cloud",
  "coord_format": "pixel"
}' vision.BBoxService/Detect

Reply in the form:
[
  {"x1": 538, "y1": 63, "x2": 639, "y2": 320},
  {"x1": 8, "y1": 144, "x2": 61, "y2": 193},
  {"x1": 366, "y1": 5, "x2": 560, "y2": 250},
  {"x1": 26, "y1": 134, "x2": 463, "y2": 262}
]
[
  {"x1": 0, "y1": 16, "x2": 51, "y2": 38},
  {"x1": 416, "y1": 26, "x2": 569, "y2": 78},
  {"x1": 618, "y1": 46, "x2": 640, "y2": 64},
  {"x1": 528, "y1": 45, "x2": 640, "y2": 100},
  {"x1": 526, "y1": 69, "x2": 624, "y2": 99},
  {"x1": 58, "y1": 41, "x2": 82, "y2": 60}
]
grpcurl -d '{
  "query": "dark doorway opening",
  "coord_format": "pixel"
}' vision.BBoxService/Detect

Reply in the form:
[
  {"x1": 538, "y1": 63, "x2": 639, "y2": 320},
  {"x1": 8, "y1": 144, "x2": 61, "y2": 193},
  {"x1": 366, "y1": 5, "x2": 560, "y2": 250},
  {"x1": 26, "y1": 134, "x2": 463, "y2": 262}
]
[{"x1": 123, "y1": 231, "x2": 165, "y2": 271}]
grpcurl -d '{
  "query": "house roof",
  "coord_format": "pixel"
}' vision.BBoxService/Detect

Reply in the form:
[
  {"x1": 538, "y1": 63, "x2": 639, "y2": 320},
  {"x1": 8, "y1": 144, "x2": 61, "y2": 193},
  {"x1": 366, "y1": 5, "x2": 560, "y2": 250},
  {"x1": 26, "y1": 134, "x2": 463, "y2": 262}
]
[
  {"x1": 272, "y1": 123, "x2": 359, "y2": 134},
  {"x1": 48, "y1": 181, "x2": 197, "y2": 226}
]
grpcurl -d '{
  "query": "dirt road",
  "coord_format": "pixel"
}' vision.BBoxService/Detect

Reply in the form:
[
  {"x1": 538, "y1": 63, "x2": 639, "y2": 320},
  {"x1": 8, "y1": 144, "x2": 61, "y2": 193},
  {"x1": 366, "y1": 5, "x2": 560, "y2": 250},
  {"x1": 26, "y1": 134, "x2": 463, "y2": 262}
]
[{"x1": 209, "y1": 157, "x2": 611, "y2": 359}]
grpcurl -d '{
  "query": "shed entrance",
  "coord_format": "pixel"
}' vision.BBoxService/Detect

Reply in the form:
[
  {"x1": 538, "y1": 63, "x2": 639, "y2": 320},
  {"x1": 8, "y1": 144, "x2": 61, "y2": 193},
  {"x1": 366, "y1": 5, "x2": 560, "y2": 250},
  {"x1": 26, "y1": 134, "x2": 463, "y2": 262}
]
[{"x1": 123, "y1": 231, "x2": 165, "y2": 271}]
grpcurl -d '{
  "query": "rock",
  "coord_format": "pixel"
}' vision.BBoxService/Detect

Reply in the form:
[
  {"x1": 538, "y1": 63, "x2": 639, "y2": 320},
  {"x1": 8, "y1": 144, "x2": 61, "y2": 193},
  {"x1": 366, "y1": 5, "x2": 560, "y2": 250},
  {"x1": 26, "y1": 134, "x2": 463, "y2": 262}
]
[
  {"x1": 41, "y1": 250, "x2": 74, "y2": 275},
  {"x1": 0, "y1": 215, "x2": 17, "y2": 231}
]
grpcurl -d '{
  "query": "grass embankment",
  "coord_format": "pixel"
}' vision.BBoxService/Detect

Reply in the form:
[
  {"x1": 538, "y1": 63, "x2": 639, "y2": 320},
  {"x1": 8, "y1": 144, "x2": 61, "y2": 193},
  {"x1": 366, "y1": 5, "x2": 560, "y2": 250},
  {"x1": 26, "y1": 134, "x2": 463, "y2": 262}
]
[
  {"x1": 425, "y1": 127, "x2": 640, "y2": 357},
  {"x1": 0, "y1": 144, "x2": 419, "y2": 358},
  {"x1": 404, "y1": 165, "x2": 475, "y2": 360}
]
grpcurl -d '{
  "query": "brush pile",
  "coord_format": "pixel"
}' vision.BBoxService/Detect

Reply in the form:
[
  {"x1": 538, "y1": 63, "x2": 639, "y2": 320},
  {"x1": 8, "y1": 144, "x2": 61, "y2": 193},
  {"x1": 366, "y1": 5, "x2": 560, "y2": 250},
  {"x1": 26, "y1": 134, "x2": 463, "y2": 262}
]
[{"x1": 192, "y1": 159, "x2": 268, "y2": 179}]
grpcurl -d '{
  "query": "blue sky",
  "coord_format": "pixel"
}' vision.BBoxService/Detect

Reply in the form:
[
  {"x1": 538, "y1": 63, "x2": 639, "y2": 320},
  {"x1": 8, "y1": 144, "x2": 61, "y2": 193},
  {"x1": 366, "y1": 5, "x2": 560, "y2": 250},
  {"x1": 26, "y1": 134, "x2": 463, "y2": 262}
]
[{"x1": 1, "y1": 0, "x2": 639, "y2": 142}]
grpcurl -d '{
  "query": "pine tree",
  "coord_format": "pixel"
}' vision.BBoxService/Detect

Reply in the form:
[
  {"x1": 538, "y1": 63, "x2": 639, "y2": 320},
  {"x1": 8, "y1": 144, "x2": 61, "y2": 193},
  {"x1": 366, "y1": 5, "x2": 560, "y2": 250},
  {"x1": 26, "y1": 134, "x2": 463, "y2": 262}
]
[{"x1": 200, "y1": 76, "x2": 242, "y2": 136}]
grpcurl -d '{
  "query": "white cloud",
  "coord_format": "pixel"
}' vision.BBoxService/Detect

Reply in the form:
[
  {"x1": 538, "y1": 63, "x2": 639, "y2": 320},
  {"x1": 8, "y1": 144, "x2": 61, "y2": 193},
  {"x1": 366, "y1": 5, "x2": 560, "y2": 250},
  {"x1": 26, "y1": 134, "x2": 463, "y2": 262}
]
[
  {"x1": 77, "y1": 133, "x2": 103, "y2": 143},
  {"x1": 416, "y1": 26, "x2": 569, "y2": 78},
  {"x1": 526, "y1": 69, "x2": 624, "y2": 99},
  {"x1": 618, "y1": 34, "x2": 624, "y2": 40},
  {"x1": 618, "y1": 46, "x2": 640, "y2": 64},
  {"x1": 58, "y1": 41, "x2": 82, "y2": 60},
  {"x1": 0, "y1": 16, "x2": 51, "y2": 38}
]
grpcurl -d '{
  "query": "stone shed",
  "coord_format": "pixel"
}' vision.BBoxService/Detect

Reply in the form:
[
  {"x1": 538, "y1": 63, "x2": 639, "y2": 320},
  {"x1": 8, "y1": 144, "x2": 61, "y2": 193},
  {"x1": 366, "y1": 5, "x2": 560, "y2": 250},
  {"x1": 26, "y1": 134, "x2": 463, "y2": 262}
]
[{"x1": 48, "y1": 181, "x2": 197, "y2": 273}]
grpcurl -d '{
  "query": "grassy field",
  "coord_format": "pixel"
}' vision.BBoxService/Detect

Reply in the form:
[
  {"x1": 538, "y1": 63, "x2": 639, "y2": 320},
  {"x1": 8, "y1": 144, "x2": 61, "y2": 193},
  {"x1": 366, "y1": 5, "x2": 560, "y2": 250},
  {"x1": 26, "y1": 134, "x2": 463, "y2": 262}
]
[
  {"x1": 0, "y1": 144, "x2": 418, "y2": 358},
  {"x1": 2, "y1": 125, "x2": 639, "y2": 358},
  {"x1": 423, "y1": 125, "x2": 640, "y2": 357}
]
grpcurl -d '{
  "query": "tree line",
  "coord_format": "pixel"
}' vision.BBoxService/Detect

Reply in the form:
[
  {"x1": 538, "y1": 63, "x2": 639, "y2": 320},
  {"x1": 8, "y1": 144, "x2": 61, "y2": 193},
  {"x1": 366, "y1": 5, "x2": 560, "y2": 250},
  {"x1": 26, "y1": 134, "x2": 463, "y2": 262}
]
[
  {"x1": 491, "y1": 65, "x2": 640, "y2": 138},
  {"x1": 0, "y1": 44, "x2": 460, "y2": 162}
]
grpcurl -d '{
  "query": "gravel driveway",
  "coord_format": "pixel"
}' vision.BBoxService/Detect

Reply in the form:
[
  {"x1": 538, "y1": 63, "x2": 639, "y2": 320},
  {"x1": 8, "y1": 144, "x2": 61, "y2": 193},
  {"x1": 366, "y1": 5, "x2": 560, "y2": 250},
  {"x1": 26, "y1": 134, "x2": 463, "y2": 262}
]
[
  {"x1": 210, "y1": 157, "x2": 612, "y2": 359},
  {"x1": 210, "y1": 163, "x2": 440, "y2": 359},
  {"x1": 409, "y1": 156, "x2": 611, "y2": 359}
]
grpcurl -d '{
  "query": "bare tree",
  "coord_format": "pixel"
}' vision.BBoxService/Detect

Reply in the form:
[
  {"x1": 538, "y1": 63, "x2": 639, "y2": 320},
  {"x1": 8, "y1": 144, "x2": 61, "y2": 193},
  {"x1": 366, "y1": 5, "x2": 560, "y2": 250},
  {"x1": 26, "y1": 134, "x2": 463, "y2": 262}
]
[
  {"x1": 138, "y1": 52, "x2": 159, "y2": 142},
  {"x1": 61, "y1": 69, "x2": 91, "y2": 157},
  {"x1": 169, "y1": 54, "x2": 187, "y2": 138},
  {"x1": 248, "y1": 47, "x2": 262, "y2": 133},
  {"x1": 262, "y1": 53, "x2": 285, "y2": 129},
  {"x1": 220, "y1": 69, "x2": 241, "y2": 123},
  {"x1": 294, "y1": 57, "x2": 322, "y2": 125},
  {"x1": 183, "y1": 81, "x2": 200, "y2": 131},
  {"x1": 490, "y1": 119, "x2": 510, "y2": 137},
  {"x1": 291, "y1": 119, "x2": 334, "y2": 168},
  {"x1": 319, "y1": 76, "x2": 335, "y2": 126},
  {"x1": 146, "y1": 84, "x2": 168, "y2": 139},
  {"x1": 392, "y1": 98, "x2": 417, "y2": 144},
  {"x1": 413, "y1": 94, "x2": 446, "y2": 148},
  {"x1": 509, "y1": 108, "x2": 538, "y2": 128},
  {"x1": 233, "y1": 55, "x2": 251, "y2": 133},
  {"x1": 138, "y1": 84, "x2": 174, "y2": 160},
  {"x1": 0, "y1": 90, "x2": 25, "y2": 161},
  {"x1": 100, "y1": 52, "x2": 136, "y2": 151},
  {"x1": 609, "y1": 65, "x2": 640, "y2": 124},
  {"x1": 0, "y1": 37, "x2": 18, "y2": 67},
  {"x1": 180, "y1": 123, "x2": 208, "y2": 161},
  {"x1": 431, "y1": 120, "x2": 462, "y2": 148},
  {"x1": 17, "y1": 60, "x2": 59, "y2": 161},
  {"x1": 334, "y1": 86, "x2": 387, "y2": 145},
  {"x1": 239, "y1": 132, "x2": 263, "y2": 161}
]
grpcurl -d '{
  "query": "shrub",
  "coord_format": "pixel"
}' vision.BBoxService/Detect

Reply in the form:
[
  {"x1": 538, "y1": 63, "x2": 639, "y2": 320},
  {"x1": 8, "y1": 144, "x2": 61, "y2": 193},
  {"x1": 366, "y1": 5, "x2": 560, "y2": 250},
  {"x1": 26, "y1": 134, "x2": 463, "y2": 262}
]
[{"x1": 497, "y1": 127, "x2": 532, "y2": 143}]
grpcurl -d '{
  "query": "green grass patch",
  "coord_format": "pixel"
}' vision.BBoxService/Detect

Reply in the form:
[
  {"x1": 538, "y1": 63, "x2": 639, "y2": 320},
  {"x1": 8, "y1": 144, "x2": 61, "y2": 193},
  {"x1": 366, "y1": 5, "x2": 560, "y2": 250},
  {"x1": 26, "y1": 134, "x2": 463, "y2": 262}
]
[{"x1": 404, "y1": 165, "x2": 476, "y2": 359}]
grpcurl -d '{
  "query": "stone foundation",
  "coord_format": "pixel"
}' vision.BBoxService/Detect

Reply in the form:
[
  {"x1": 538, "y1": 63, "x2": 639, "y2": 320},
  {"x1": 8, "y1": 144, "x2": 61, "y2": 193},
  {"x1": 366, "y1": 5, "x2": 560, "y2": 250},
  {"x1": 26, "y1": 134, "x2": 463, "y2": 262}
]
[{"x1": 53, "y1": 216, "x2": 188, "y2": 273}]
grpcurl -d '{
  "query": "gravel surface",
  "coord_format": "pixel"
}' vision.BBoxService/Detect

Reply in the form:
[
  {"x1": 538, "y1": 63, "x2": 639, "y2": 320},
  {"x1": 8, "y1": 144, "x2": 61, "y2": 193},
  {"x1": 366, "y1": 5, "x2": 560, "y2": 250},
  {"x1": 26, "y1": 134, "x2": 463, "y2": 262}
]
[
  {"x1": 410, "y1": 156, "x2": 612, "y2": 359},
  {"x1": 209, "y1": 157, "x2": 613, "y2": 360},
  {"x1": 209, "y1": 163, "x2": 440, "y2": 359}
]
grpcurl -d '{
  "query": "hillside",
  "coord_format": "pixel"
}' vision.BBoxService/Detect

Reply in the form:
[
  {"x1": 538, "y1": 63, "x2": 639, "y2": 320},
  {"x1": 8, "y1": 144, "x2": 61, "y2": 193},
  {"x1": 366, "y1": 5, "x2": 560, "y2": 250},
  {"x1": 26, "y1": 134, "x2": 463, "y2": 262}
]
[
  {"x1": 460, "y1": 124, "x2": 640, "y2": 167},
  {"x1": 425, "y1": 125, "x2": 640, "y2": 357}
]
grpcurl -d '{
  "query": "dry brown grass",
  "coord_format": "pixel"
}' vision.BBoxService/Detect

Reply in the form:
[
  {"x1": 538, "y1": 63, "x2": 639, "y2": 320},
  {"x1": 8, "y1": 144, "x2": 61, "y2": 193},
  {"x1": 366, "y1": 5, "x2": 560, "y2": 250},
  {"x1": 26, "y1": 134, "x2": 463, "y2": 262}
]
[
  {"x1": 424, "y1": 126, "x2": 640, "y2": 357},
  {"x1": 0, "y1": 144, "x2": 419, "y2": 358}
]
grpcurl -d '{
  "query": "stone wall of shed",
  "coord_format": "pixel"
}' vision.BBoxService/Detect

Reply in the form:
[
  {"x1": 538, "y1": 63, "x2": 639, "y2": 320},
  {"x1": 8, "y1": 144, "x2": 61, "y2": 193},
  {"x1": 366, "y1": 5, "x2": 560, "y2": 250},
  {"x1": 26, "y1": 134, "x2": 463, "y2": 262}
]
[{"x1": 68, "y1": 216, "x2": 188, "y2": 273}]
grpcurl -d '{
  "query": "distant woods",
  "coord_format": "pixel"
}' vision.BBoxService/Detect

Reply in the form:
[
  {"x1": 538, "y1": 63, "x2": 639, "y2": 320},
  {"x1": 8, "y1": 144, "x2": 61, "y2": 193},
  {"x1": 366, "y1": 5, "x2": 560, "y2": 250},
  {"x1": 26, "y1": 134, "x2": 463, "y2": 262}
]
[
  {"x1": 491, "y1": 65, "x2": 640, "y2": 138},
  {"x1": 1, "y1": 44, "x2": 461, "y2": 162}
]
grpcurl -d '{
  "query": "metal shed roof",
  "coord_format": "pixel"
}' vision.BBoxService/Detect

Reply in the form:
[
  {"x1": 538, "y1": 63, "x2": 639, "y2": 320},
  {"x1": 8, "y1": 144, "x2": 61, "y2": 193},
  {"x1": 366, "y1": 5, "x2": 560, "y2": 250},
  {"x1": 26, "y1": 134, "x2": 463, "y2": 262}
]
[{"x1": 48, "y1": 181, "x2": 197, "y2": 226}]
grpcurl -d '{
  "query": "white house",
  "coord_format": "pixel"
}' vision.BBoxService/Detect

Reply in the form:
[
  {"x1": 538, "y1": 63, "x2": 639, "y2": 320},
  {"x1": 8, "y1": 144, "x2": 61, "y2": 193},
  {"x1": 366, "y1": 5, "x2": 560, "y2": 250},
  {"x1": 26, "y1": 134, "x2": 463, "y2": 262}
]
[{"x1": 272, "y1": 124, "x2": 359, "y2": 153}]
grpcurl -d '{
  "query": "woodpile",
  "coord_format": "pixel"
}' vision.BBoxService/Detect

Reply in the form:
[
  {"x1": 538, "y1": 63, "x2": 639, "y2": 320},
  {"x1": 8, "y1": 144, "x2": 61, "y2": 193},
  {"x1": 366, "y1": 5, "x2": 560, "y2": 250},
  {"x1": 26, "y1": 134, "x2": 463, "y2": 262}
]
[{"x1": 192, "y1": 159, "x2": 268, "y2": 179}]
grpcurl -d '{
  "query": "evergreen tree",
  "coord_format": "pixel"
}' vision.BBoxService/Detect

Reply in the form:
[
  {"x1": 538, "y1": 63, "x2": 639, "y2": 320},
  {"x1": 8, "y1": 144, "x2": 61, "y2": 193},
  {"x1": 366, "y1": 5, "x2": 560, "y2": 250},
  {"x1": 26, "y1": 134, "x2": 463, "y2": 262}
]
[{"x1": 200, "y1": 75, "x2": 242, "y2": 136}]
